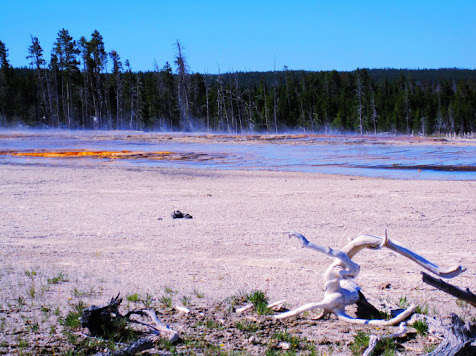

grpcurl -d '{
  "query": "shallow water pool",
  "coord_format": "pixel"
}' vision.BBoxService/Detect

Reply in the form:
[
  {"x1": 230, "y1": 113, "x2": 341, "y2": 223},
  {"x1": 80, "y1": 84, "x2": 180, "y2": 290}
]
[{"x1": 1, "y1": 131, "x2": 475, "y2": 180}]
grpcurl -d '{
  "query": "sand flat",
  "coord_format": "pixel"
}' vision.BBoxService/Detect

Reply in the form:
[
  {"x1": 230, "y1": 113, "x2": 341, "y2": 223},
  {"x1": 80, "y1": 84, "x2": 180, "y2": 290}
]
[
  {"x1": 1, "y1": 163, "x2": 474, "y2": 302},
  {"x1": 1, "y1": 162, "x2": 475, "y2": 353}
]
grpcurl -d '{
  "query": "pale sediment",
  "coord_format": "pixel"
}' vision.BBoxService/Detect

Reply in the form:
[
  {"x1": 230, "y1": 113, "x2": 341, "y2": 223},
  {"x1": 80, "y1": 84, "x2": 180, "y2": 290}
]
[{"x1": 0, "y1": 163, "x2": 475, "y2": 352}]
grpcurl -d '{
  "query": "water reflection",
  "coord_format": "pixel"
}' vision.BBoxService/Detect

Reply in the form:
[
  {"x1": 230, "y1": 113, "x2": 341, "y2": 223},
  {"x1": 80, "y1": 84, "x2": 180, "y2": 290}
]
[{"x1": 0, "y1": 131, "x2": 475, "y2": 180}]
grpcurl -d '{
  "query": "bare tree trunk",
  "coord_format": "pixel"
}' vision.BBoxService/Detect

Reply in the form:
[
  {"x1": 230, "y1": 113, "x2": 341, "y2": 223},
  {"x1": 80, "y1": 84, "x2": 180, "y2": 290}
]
[
  {"x1": 404, "y1": 83, "x2": 410, "y2": 135},
  {"x1": 273, "y1": 59, "x2": 278, "y2": 132},
  {"x1": 263, "y1": 83, "x2": 268, "y2": 131},
  {"x1": 355, "y1": 74, "x2": 364, "y2": 135},
  {"x1": 204, "y1": 72, "x2": 210, "y2": 131}
]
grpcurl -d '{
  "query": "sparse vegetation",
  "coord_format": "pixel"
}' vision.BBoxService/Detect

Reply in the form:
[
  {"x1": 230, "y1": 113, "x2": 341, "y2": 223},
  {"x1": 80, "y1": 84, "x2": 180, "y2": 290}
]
[
  {"x1": 24, "y1": 270, "x2": 37, "y2": 298},
  {"x1": 126, "y1": 292, "x2": 139, "y2": 302},
  {"x1": 159, "y1": 295, "x2": 172, "y2": 308},
  {"x1": 413, "y1": 319, "x2": 428, "y2": 336},
  {"x1": 193, "y1": 288, "x2": 205, "y2": 299},
  {"x1": 246, "y1": 289, "x2": 271, "y2": 315},
  {"x1": 141, "y1": 293, "x2": 154, "y2": 308},
  {"x1": 47, "y1": 272, "x2": 69, "y2": 285},
  {"x1": 0, "y1": 284, "x2": 472, "y2": 355},
  {"x1": 164, "y1": 286, "x2": 176, "y2": 294},
  {"x1": 235, "y1": 320, "x2": 260, "y2": 332},
  {"x1": 61, "y1": 301, "x2": 86, "y2": 329},
  {"x1": 349, "y1": 331, "x2": 370, "y2": 355},
  {"x1": 398, "y1": 296, "x2": 409, "y2": 309},
  {"x1": 180, "y1": 295, "x2": 191, "y2": 306},
  {"x1": 415, "y1": 303, "x2": 429, "y2": 315}
]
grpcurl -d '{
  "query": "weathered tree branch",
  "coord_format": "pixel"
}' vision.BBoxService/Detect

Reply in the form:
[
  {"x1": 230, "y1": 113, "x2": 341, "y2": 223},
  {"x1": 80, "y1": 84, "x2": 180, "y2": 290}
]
[
  {"x1": 421, "y1": 272, "x2": 476, "y2": 308},
  {"x1": 363, "y1": 322, "x2": 408, "y2": 356},
  {"x1": 275, "y1": 231, "x2": 466, "y2": 327},
  {"x1": 94, "y1": 338, "x2": 154, "y2": 356},
  {"x1": 424, "y1": 313, "x2": 476, "y2": 356}
]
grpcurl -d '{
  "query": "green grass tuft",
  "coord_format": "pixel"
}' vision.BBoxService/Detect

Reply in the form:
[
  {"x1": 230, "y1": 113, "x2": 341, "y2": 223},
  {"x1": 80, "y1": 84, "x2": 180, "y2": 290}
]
[
  {"x1": 246, "y1": 289, "x2": 271, "y2": 315},
  {"x1": 126, "y1": 293, "x2": 139, "y2": 302},
  {"x1": 413, "y1": 319, "x2": 428, "y2": 336}
]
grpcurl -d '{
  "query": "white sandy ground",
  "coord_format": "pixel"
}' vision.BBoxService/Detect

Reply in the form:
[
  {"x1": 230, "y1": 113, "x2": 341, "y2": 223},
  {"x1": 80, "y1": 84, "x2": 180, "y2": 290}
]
[{"x1": 0, "y1": 162, "x2": 475, "y2": 353}]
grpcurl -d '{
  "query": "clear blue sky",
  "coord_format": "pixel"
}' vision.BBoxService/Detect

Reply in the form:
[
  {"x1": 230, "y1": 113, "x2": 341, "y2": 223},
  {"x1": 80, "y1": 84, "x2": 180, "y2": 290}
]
[{"x1": 1, "y1": 0, "x2": 475, "y2": 73}]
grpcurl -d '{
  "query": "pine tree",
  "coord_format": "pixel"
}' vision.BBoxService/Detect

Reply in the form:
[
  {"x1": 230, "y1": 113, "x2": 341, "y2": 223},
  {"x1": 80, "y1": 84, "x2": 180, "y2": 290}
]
[
  {"x1": 53, "y1": 28, "x2": 80, "y2": 128},
  {"x1": 0, "y1": 40, "x2": 11, "y2": 122},
  {"x1": 27, "y1": 36, "x2": 51, "y2": 125}
]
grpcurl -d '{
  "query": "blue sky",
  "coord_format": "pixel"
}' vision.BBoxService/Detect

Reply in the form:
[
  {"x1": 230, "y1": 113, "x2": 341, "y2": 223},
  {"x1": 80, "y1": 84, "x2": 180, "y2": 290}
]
[{"x1": 1, "y1": 1, "x2": 475, "y2": 73}]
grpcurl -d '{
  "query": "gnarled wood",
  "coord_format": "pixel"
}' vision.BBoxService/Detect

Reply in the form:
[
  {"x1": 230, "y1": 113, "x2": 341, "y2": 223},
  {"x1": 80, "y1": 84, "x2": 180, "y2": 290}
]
[
  {"x1": 424, "y1": 313, "x2": 476, "y2": 356},
  {"x1": 275, "y1": 231, "x2": 466, "y2": 327}
]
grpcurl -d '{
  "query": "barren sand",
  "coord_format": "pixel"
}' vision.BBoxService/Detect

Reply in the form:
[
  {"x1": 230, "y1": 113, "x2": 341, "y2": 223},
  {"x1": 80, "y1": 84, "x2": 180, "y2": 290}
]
[{"x1": 1, "y1": 161, "x2": 475, "y2": 354}]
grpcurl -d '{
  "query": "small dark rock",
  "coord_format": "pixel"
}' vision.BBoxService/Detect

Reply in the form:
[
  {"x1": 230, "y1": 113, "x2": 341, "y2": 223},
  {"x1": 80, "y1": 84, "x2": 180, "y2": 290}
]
[
  {"x1": 172, "y1": 210, "x2": 184, "y2": 219},
  {"x1": 172, "y1": 210, "x2": 193, "y2": 219}
]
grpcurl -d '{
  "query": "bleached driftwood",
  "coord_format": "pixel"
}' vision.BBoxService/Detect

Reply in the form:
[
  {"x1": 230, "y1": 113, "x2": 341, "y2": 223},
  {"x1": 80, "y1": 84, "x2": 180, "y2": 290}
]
[
  {"x1": 139, "y1": 309, "x2": 178, "y2": 342},
  {"x1": 421, "y1": 272, "x2": 476, "y2": 308},
  {"x1": 275, "y1": 232, "x2": 466, "y2": 326},
  {"x1": 175, "y1": 305, "x2": 191, "y2": 314},
  {"x1": 424, "y1": 313, "x2": 476, "y2": 355},
  {"x1": 81, "y1": 293, "x2": 178, "y2": 356},
  {"x1": 362, "y1": 322, "x2": 408, "y2": 356}
]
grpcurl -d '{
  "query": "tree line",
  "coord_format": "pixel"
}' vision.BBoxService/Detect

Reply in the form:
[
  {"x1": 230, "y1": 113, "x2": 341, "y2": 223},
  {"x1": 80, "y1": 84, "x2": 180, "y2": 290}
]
[{"x1": 1, "y1": 29, "x2": 476, "y2": 135}]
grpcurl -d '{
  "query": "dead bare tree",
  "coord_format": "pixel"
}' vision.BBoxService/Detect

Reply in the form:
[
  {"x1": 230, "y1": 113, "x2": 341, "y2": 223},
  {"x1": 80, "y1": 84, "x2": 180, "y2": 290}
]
[
  {"x1": 355, "y1": 74, "x2": 365, "y2": 135},
  {"x1": 174, "y1": 40, "x2": 190, "y2": 131}
]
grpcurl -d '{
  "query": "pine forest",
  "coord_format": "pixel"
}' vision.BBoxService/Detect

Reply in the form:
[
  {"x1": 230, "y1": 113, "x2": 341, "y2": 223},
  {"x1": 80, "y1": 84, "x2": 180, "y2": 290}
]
[{"x1": 1, "y1": 29, "x2": 476, "y2": 136}]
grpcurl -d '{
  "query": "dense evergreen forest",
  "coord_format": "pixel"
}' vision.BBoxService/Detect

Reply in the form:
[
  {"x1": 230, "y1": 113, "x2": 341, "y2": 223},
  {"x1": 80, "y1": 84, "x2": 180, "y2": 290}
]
[{"x1": 1, "y1": 29, "x2": 476, "y2": 135}]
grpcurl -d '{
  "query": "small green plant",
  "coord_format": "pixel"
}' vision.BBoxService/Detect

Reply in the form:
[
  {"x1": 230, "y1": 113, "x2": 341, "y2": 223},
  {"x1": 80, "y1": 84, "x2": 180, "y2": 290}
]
[
  {"x1": 24, "y1": 270, "x2": 37, "y2": 278},
  {"x1": 47, "y1": 272, "x2": 69, "y2": 284},
  {"x1": 349, "y1": 331, "x2": 370, "y2": 355},
  {"x1": 415, "y1": 303, "x2": 429, "y2": 315},
  {"x1": 17, "y1": 337, "x2": 29, "y2": 351},
  {"x1": 374, "y1": 337, "x2": 398, "y2": 355},
  {"x1": 61, "y1": 301, "x2": 86, "y2": 330},
  {"x1": 159, "y1": 295, "x2": 172, "y2": 308},
  {"x1": 126, "y1": 293, "x2": 139, "y2": 302},
  {"x1": 413, "y1": 319, "x2": 428, "y2": 336},
  {"x1": 246, "y1": 289, "x2": 271, "y2": 315},
  {"x1": 40, "y1": 305, "x2": 50, "y2": 314},
  {"x1": 205, "y1": 319, "x2": 223, "y2": 329},
  {"x1": 424, "y1": 344, "x2": 437, "y2": 353},
  {"x1": 63, "y1": 310, "x2": 81, "y2": 330},
  {"x1": 142, "y1": 293, "x2": 153, "y2": 308},
  {"x1": 193, "y1": 288, "x2": 205, "y2": 298},
  {"x1": 271, "y1": 330, "x2": 313, "y2": 351},
  {"x1": 398, "y1": 296, "x2": 409, "y2": 308},
  {"x1": 180, "y1": 295, "x2": 191, "y2": 306},
  {"x1": 235, "y1": 320, "x2": 260, "y2": 332},
  {"x1": 164, "y1": 286, "x2": 175, "y2": 294},
  {"x1": 28, "y1": 286, "x2": 36, "y2": 298},
  {"x1": 17, "y1": 296, "x2": 25, "y2": 308},
  {"x1": 73, "y1": 288, "x2": 84, "y2": 298},
  {"x1": 25, "y1": 270, "x2": 38, "y2": 298},
  {"x1": 28, "y1": 321, "x2": 40, "y2": 333},
  {"x1": 456, "y1": 299, "x2": 469, "y2": 309},
  {"x1": 350, "y1": 330, "x2": 399, "y2": 355}
]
